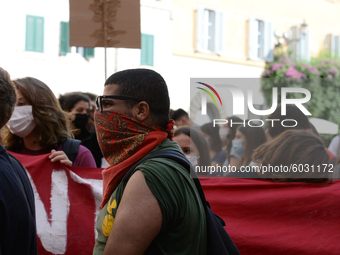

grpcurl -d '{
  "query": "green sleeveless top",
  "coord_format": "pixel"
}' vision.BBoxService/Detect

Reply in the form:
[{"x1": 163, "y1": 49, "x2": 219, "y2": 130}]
[{"x1": 93, "y1": 139, "x2": 207, "y2": 255}]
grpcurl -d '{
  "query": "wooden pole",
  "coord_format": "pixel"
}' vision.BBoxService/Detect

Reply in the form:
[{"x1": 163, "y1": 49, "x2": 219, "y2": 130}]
[
  {"x1": 103, "y1": 0, "x2": 108, "y2": 80},
  {"x1": 105, "y1": 47, "x2": 107, "y2": 80},
  {"x1": 114, "y1": 48, "x2": 118, "y2": 73}
]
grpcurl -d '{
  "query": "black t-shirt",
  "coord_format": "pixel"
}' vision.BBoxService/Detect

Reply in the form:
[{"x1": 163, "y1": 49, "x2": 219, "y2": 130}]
[
  {"x1": 0, "y1": 144, "x2": 37, "y2": 255},
  {"x1": 76, "y1": 129, "x2": 103, "y2": 167}
]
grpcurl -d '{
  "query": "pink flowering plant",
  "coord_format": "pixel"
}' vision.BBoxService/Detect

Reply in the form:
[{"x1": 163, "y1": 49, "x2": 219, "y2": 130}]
[{"x1": 261, "y1": 56, "x2": 340, "y2": 127}]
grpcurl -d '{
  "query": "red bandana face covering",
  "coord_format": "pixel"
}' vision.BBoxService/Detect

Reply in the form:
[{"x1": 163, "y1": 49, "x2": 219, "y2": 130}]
[{"x1": 94, "y1": 110, "x2": 174, "y2": 209}]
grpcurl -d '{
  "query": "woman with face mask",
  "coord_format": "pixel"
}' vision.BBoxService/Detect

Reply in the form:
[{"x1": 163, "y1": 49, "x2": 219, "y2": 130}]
[
  {"x1": 219, "y1": 116, "x2": 244, "y2": 164},
  {"x1": 200, "y1": 122, "x2": 227, "y2": 170},
  {"x1": 59, "y1": 92, "x2": 104, "y2": 167},
  {"x1": 226, "y1": 123, "x2": 266, "y2": 171},
  {"x1": 173, "y1": 127, "x2": 211, "y2": 175},
  {"x1": 1, "y1": 77, "x2": 96, "y2": 168}
]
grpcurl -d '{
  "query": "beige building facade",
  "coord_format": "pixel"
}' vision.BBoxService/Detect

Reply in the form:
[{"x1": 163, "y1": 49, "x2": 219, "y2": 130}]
[
  {"x1": 1, "y1": 0, "x2": 340, "y2": 114},
  {"x1": 173, "y1": 0, "x2": 340, "y2": 121},
  {"x1": 173, "y1": 0, "x2": 340, "y2": 67}
]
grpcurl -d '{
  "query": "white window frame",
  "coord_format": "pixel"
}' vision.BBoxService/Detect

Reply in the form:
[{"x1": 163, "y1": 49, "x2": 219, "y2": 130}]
[
  {"x1": 248, "y1": 16, "x2": 274, "y2": 62},
  {"x1": 326, "y1": 34, "x2": 340, "y2": 57},
  {"x1": 196, "y1": 6, "x2": 224, "y2": 55},
  {"x1": 289, "y1": 25, "x2": 311, "y2": 62},
  {"x1": 68, "y1": 46, "x2": 85, "y2": 57},
  {"x1": 256, "y1": 19, "x2": 265, "y2": 59}
]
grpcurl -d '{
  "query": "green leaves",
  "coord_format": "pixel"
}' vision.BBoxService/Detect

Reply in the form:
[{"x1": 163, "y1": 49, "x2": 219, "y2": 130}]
[{"x1": 261, "y1": 57, "x2": 340, "y2": 144}]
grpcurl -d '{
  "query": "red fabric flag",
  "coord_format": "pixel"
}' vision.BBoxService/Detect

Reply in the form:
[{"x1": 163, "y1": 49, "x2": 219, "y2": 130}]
[
  {"x1": 8, "y1": 152, "x2": 340, "y2": 254},
  {"x1": 200, "y1": 177, "x2": 340, "y2": 255},
  {"x1": 9, "y1": 152, "x2": 103, "y2": 255}
]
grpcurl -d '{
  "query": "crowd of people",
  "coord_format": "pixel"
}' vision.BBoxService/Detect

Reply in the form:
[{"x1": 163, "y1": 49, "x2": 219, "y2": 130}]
[
  {"x1": 170, "y1": 106, "x2": 339, "y2": 182},
  {"x1": 0, "y1": 66, "x2": 339, "y2": 254}
]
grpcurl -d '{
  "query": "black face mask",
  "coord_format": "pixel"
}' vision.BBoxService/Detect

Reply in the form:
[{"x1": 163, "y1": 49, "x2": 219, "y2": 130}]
[{"x1": 73, "y1": 114, "x2": 89, "y2": 129}]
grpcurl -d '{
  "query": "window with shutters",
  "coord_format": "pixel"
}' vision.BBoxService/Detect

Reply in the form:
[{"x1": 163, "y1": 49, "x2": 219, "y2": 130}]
[
  {"x1": 248, "y1": 17, "x2": 274, "y2": 62},
  {"x1": 140, "y1": 33, "x2": 154, "y2": 66},
  {"x1": 68, "y1": 46, "x2": 95, "y2": 59},
  {"x1": 196, "y1": 7, "x2": 224, "y2": 54},
  {"x1": 84, "y1": 48, "x2": 95, "y2": 58},
  {"x1": 289, "y1": 26, "x2": 310, "y2": 61},
  {"x1": 26, "y1": 15, "x2": 44, "y2": 52},
  {"x1": 325, "y1": 34, "x2": 340, "y2": 58},
  {"x1": 59, "y1": 21, "x2": 95, "y2": 59},
  {"x1": 257, "y1": 20, "x2": 265, "y2": 59},
  {"x1": 60, "y1": 21, "x2": 69, "y2": 55}
]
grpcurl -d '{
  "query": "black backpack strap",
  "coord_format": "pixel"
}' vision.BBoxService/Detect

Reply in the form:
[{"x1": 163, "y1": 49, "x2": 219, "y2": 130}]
[
  {"x1": 330, "y1": 156, "x2": 337, "y2": 166},
  {"x1": 62, "y1": 138, "x2": 81, "y2": 164},
  {"x1": 123, "y1": 149, "x2": 239, "y2": 255},
  {"x1": 122, "y1": 150, "x2": 225, "y2": 225},
  {"x1": 122, "y1": 150, "x2": 193, "y2": 184}
]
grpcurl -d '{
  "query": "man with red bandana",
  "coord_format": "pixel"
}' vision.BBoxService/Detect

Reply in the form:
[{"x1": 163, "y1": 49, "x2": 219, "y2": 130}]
[{"x1": 93, "y1": 69, "x2": 207, "y2": 255}]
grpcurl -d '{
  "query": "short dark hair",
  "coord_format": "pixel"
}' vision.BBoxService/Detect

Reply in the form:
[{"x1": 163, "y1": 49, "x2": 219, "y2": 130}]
[
  {"x1": 105, "y1": 69, "x2": 170, "y2": 129},
  {"x1": 0, "y1": 68, "x2": 16, "y2": 129},
  {"x1": 171, "y1": 108, "x2": 189, "y2": 121},
  {"x1": 267, "y1": 104, "x2": 310, "y2": 139},
  {"x1": 59, "y1": 92, "x2": 90, "y2": 112},
  {"x1": 200, "y1": 122, "x2": 222, "y2": 152}
]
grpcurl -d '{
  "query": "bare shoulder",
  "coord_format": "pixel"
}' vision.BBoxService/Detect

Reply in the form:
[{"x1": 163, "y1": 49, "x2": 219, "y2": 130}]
[{"x1": 103, "y1": 170, "x2": 162, "y2": 255}]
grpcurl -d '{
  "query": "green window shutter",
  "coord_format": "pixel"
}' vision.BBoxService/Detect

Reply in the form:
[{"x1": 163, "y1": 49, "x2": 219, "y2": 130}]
[
  {"x1": 60, "y1": 21, "x2": 69, "y2": 56},
  {"x1": 141, "y1": 34, "x2": 154, "y2": 66},
  {"x1": 141, "y1": 34, "x2": 147, "y2": 64},
  {"x1": 25, "y1": 15, "x2": 44, "y2": 52},
  {"x1": 26, "y1": 15, "x2": 35, "y2": 51},
  {"x1": 35, "y1": 17, "x2": 44, "y2": 52},
  {"x1": 84, "y1": 48, "x2": 95, "y2": 58},
  {"x1": 147, "y1": 35, "x2": 154, "y2": 66}
]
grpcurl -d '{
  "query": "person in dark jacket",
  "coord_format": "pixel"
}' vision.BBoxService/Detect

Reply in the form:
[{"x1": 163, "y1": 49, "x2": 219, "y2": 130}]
[{"x1": 0, "y1": 67, "x2": 37, "y2": 255}]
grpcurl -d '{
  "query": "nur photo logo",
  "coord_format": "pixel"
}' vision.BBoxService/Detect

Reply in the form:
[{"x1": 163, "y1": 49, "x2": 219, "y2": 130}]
[
  {"x1": 192, "y1": 78, "x2": 312, "y2": 128},
  {"x1": 196, "y1": 82, "x2": 223, "y2": 107}
]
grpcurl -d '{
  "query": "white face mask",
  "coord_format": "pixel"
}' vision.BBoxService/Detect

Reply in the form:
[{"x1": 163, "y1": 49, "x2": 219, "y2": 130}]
[
  {"x1": 7, "y1": 105, "x2": 36, "y2": 138},
  {"x1": 219, "y1": 127, "x2": 229, "y2": 142},
  {"x1": 231, "y1": 139, "x2": 246, "y2": 156},
  {"x1": 186, "y1": 155, "x2": 199, "y2": 167}
]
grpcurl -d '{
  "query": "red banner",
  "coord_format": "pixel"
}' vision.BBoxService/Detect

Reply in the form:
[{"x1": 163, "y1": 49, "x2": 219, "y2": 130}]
[
  {"x1": 10, "y1": 152, "x2": 340, "y2": 255},
  {"x1": 200, "y1": 177, "x2": 340, "y2": 255},
  {"x1": 10, "y1": 152, "x2": 103, "y2": 255}
]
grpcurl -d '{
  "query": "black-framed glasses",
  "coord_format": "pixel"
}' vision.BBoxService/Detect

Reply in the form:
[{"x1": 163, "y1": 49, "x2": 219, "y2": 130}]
[{"x1": 96, "y1": 95, "x2": 143, "y2": 112}]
